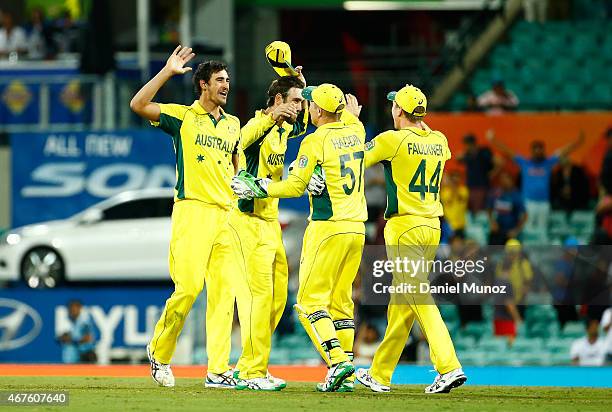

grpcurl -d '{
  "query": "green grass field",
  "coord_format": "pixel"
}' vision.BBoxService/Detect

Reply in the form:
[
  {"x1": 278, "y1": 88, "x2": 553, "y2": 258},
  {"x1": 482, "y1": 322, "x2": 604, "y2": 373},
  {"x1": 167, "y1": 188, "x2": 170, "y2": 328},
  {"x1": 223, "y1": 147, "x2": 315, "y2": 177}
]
[{"x1": 0, "y1": 377, "x2": 610, "y2": 411}]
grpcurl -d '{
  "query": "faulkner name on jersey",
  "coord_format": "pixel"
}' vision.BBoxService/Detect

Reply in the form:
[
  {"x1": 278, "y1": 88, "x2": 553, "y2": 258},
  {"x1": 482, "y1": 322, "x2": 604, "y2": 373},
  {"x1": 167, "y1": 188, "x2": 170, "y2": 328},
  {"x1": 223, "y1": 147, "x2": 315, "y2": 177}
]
[
  {"x1": 195, "y1": 134, "x2": 236, "y2": 153},
  {"x1": 407, "y1": 142, "x2": 444, "y2": 157}
]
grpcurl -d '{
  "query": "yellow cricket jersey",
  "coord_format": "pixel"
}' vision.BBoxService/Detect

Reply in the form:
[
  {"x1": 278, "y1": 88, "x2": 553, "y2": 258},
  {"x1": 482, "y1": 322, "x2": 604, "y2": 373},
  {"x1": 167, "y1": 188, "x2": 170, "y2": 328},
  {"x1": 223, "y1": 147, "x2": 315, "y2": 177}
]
[
  {"x1": 364, "y1": 124, "x2": 451, "y2": 219},
  {"x1": 440, "y1": 185, "x2": 469, "y2": 230},
  {"x1": 267, "y1": 111, "x2": 367, "y2": 222},
  {"x1": 237, "y1": 108, "x2": 308, "y2": 220},
  {"x1": 151, "y1": 101, "x2": 240, "y2": 208}
]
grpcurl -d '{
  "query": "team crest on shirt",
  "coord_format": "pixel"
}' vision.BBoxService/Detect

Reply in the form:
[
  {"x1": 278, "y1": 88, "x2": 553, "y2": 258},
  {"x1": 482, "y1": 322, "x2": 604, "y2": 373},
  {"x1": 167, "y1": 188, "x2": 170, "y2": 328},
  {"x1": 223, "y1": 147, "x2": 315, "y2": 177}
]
[
  {"x1": 298, "y1": 155, "x2": 308, "y2": 168},
  {"x1": 365, "y1": 140, "x2": 375, "y2": 151},
  {"x1": 194, "y1": 116, "x2": 206, "y2": 128},
  {"x1": 228, "y1": 124, "x2": 238, "y2": 135}
]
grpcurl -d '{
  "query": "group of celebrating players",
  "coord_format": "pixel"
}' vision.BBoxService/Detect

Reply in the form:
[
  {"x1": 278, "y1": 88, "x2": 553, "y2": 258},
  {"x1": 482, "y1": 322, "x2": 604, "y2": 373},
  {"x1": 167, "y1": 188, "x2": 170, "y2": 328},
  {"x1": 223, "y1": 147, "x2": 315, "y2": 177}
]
[{"x1": 129, "y1": 42, "x2": 467, "y2": 394}]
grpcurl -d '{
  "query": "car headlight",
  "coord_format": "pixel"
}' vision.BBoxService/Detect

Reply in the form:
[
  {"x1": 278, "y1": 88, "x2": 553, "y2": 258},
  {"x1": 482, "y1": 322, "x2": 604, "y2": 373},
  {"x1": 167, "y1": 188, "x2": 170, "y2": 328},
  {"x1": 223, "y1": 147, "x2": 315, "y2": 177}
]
[{"x1": 1, "y1": 233, "x2": 21, "y2": 245}]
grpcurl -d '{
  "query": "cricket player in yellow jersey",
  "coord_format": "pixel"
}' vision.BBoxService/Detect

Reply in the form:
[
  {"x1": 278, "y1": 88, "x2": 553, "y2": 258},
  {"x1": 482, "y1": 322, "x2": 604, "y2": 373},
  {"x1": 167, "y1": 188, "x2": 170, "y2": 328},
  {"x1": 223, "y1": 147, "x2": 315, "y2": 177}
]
[
  {"x1": 355, "y1": 85, "x2": 466, "y2": 394},
  {"x1": 232, "y1": 84, "x2": 367, "y2": 392},
  {"x1": 130, "y1": 46, "x2": 243, "y2": 388},
  {"x1": 229, "y1": 73, "x2": 308, "y2": 391}
]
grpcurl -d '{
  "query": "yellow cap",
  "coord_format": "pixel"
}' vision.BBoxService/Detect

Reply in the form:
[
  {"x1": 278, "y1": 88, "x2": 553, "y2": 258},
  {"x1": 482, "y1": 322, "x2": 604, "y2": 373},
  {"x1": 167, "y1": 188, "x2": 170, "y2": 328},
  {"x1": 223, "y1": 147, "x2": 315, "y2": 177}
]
[
  {"x1": 302, "y1": 84, "x2": 346, "y2": 114},
  {"x1": 265, "y1": 41, "x2": 299, "y2": 77},
  {"x1": 387, "y1": 84, "x2": 427, "y2": 117},
  {"x1": 505, "y1": 238, "x2": 522, "y2": 251}
]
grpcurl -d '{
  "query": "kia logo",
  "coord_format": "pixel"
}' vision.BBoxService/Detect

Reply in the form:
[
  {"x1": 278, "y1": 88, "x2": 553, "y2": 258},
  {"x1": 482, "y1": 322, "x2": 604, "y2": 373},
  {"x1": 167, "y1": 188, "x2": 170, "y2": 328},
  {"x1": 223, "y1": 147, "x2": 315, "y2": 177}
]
[{"x1": 0, "y1": 298, "x2": 42, "y2": 350}]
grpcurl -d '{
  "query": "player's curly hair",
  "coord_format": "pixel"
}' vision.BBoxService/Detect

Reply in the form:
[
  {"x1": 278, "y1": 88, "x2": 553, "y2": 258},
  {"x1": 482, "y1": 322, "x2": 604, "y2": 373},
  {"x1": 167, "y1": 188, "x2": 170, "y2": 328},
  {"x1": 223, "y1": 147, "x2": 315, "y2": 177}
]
[
  {"x1": 266, "y1": 76, "x2": 306, "y2": 107},
  {"x1": 193, "y1": 61, "x2": 228, "y2": 97}
]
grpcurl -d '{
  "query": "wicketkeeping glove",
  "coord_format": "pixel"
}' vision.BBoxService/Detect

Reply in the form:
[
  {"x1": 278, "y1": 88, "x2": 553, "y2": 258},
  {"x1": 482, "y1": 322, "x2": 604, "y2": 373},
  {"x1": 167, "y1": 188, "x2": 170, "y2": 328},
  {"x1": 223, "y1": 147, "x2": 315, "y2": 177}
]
[
  {"x1": 288, "y1": 161, "x2": 326, "y2": 196},
  {"x1": 231, "y1": 170, "x2": 270, "y2": 199},
  {"x1": 307, "y1": 164, "x2": 326, "y2": 196}
]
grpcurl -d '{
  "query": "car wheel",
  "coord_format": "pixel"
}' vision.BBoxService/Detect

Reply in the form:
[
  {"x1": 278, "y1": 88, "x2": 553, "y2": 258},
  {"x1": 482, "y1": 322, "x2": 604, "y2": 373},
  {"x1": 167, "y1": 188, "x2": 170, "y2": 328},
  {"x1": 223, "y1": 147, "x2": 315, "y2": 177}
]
[{"x1": 20, "y1": 247, "x2": 65, "y2": 289}]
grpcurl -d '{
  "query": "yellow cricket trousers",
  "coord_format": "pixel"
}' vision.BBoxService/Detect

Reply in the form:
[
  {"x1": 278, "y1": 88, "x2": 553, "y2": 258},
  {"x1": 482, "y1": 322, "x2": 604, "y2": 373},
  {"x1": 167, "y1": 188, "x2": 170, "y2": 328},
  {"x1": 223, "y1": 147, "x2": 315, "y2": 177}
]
[
  {"x1": 230, "y1": 211, "x2": 288, "y2": 379},
  {"x1": 297, "y1": 220, "x2": 365, "y2": 366},
  {"x1": 149, "y1": 200, "x2": 241, "y2": 373},
  {"x1": 370, "y1": 215, "x2": 461, "y2": 386}
]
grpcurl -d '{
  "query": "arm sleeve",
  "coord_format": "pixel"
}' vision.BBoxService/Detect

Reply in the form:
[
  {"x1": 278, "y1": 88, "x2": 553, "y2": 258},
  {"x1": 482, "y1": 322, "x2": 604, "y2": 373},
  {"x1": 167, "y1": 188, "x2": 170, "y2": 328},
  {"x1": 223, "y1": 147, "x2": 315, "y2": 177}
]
[
  {"x1": 240, "y1": 113, "x2": 276, "y2": 150},
  {"x1": 570, "y1": 340, "x2": 580, "y2": 359},
  {"x1": 341, "y1": 110, "x2": 366, "y2": 136},
  {"x1": 267, "y1": 135, "x2": 320, "y2": 198},
  {"x1": 547, "y1": 155, "x2": 560, "y2": 168},
  {"x1": 601, "y1": 309, "x2": 612, "y2": 328},
  {"x1": 150, "y1": 103, "x2": 188, "y2": 136},
  {"x1": 514, "y1": 155, "x2": 527, "y2": 168},
  {"x1": 364, "y1": 131, "x2": 398, "y2": 168},
  {"x1": 288, "y1": 108, "x2": 309, "y2": 139}
]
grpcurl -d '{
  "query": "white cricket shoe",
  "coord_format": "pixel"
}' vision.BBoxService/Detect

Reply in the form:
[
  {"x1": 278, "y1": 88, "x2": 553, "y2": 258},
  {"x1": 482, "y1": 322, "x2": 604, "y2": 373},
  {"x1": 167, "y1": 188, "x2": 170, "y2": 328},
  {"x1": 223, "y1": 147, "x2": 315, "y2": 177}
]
[
  {"x1": 266, "y1": 371, "x2": 287, "y2": 389},
  {"x1": 316, "y1": 361, "x2": 355, "y2": 392},
  {"x1": 205, "y1": 369, "x2": 237, "y2": 389},
  {"x1": 236, "y1": 377, "x2": 282, "y2": 391},
  {"x1": 355, "y1": 368, "x2": 390, "y2": 393},
  {"x1": 425, "y1": 368, "x2": 467, "y2": 394},
  {"x1": 146, "y1": 345, "x2": 175, "y2": 387}
]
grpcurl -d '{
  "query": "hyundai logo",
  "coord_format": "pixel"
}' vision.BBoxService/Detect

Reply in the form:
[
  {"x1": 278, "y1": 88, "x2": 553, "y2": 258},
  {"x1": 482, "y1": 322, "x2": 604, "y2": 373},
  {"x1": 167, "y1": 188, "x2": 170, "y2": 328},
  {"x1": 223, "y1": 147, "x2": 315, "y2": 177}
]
[{"x1": 0, "y1": 298, "x2": 42, "y2": 350}]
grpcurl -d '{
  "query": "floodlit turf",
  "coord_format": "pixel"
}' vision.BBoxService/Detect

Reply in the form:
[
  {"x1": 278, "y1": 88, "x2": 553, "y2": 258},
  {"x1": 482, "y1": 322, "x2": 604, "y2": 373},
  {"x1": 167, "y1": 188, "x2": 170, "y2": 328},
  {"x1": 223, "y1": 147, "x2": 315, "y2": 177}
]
[{"x1": 0, "y1": 377, "x2": 610, "y2": 412}]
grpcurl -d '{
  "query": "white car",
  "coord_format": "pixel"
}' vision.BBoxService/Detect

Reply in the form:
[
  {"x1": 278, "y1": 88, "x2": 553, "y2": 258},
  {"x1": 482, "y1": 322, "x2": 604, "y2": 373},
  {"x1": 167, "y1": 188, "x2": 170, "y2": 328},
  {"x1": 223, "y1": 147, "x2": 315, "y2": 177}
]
[
  {"x1": 0, "y1": 189, "x2": 307, "y2": 288},
  {"x1": 0, "y1": 188, "x2": 174, "y2": 288}
]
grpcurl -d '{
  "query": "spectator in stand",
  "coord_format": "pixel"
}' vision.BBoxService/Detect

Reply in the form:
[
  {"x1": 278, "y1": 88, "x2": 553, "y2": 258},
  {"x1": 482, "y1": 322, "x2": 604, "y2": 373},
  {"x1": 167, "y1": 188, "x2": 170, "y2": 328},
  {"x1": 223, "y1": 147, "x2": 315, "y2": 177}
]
[
  {"x1": 0, "y1": 11, "x2": 27, "y2": 58},
  {"x1": 493, "y1": 260, "x2": 522, "y2": 345},
  {"x1": 353, "y1": 323, "x2": 381, "y2": 364},
  {"x1": 477, "y1": 79, "x2": 519, "y2": 115},
  {"x1": 523, "y1": 0, "x2": 548, "y2": 23},
  {"x1": 600, "y1": 128, "x2": 612, "y2": 196},
  {"x1": 457, "y1": 134, "x2": 494, "y2": 213},
  {"x1": 571, "y1": 320, "x2": 607, "y2": 366},
  {"x1": 441, "y1": 171, "x2": 469, "y2": 238},
  {"x1": 601, "y1": 307, "x2": 612, "y2": 363},
  {"x1": 57, "y1": 300, "x2": 97, "y2": 363},
  {"x1": 465, "y1": 92, "x2": 481, "y2": 112},
  {"x1": 487, "y1": 129, "x2": 584, "y2": 243},
  {"x1": 488, "y1": 171, "x2": 527, "y2": 245},
  {"x1": 551, "y1": 157, "x2": 590, "y2": 214},
  {"x1": 551, "y1": 237, "x2": 580, "y2": 327},
  {"x1": 496, "y1": 239, "x2": 533, "y2": 308},
  {"x1": 595, "y1": 130, "x2": 612, "y2": 244},
  {"x1": 594, "y1": 193, "x2": 612, "y2": 244},
  {"x1": 25, "y1": 7, "x2": 55, "y2": 59},
  {"x1": 53, "y1": 9, "x2": 79, "y2": 54}
]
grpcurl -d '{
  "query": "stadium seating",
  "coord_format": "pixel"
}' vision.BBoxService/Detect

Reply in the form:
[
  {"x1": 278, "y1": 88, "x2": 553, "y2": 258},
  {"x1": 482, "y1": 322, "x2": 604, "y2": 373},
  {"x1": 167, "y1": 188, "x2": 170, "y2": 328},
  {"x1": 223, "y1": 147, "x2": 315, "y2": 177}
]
[
  {"x1": 449, "y1": 19, "x2": 612, "y2": 111},
  {"x1": 463, "y1": 210, "x2": 594, "y2": 246}
]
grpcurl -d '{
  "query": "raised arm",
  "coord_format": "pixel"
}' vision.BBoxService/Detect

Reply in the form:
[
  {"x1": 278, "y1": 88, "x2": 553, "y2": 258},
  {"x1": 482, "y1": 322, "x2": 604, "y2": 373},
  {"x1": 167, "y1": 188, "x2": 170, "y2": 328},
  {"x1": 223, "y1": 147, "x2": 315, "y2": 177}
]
[
  {"x1": 486, "y1": 129, "x2": 517, "y2": 159},
  {"x1": 555, "y1": 131, "x2": 585, "y2": 158},
  {"x1": 130, "y1": 45, "x2": 195, "y2": 122}
]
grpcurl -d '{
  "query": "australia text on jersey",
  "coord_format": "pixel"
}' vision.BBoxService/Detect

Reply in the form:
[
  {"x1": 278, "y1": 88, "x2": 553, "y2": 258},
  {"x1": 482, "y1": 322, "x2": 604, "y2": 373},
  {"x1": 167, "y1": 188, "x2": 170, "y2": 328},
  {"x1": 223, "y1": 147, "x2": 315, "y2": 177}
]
[{"x1": 195, "y1": 134, "x2": 235, "y2": 153}]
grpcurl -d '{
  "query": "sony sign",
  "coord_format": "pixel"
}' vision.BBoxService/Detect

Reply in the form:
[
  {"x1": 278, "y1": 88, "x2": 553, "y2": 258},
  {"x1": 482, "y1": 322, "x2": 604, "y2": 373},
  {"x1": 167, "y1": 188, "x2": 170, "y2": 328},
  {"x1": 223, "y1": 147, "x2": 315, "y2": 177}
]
[{"x1": 21, "y1": 163, "x2": 175, "y2": 198}]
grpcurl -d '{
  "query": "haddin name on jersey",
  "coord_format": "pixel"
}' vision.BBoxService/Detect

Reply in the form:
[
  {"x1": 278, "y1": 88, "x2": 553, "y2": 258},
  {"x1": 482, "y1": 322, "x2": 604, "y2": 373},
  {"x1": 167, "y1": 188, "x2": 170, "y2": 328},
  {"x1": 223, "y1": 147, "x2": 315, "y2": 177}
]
[{"x1": 331, "y1": 135, "x2": 361, "y2": 150}]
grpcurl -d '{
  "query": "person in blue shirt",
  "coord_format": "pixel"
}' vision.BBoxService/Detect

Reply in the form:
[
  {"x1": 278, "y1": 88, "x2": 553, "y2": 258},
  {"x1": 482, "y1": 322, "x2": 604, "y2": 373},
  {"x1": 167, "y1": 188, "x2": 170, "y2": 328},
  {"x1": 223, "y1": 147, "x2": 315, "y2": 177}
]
[
  {"x1": 487, "y1": 171, "x2": 527, "y2": 245},
  {"x1": 57, "y1": 300, "x2": 97, "y2": 363},
  {"x1": 487, "y1": 129, "x2": 584, "y2": 243}
]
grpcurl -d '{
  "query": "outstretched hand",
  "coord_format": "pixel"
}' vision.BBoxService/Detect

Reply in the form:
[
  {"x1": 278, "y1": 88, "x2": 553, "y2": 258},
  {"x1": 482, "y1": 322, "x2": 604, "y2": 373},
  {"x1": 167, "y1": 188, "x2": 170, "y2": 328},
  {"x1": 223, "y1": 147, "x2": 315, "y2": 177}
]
[
  {"x1": 165, "y1": 45, "x2": 195, "y2": 75},
  {"x1": 345, "y1": 93, "x2": 362, "y2": 118}
]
